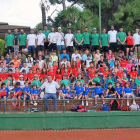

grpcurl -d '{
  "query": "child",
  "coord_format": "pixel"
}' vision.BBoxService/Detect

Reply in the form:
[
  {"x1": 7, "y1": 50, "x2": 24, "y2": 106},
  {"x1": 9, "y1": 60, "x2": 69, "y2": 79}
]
[
  {"x1": 31, "y1": 84, "x2": 40, "y2": 106},
  {"x1": 31, "y1": 75, "x2": 41, "y2": 88},
  {"x1": 106, "y1": 82, "x2": 117, "y2": 98},
  {"x1": 135, "y1": 74, "x2": 140, "y2": 95},
  {"x1": 73, "y1": 80, "x2": 84, "y2": 99},
  {"x1": 58, "y1": 84, "x2": 68, "y2": 100},
  {"x1": 18, "y1": 75, "x2": 25, "y2": 88},
  {"x1": 4, "y1": 75, "x2": 13, "y2": 88},
  {"x1": 61, "y1": 74, "x2": 70, "y2": 87},
  {"x1": 129, "y1": 65, "x2": 137, "y2": 87},
  {"x1": 55, "y1": 68, "x2": 62, "y2": 85},
  {"x1": 22, "y1": 82, "x2": 31, "y2": 106},
  {"x1": 51, "y1": 51, "x2": 58, "y2": 62},
  {"x1": 105, "y1": 74, "x2": 115, "y2": 87},
  {"x1": 84, "y1": 54, "x2": 92, "y2": 73},
  {"x1": 88, "y1": 72, "x2": 100, "y2": 86},
  {"x1": 61, "y1": 56, "x2": 68, "y2": 66},
  {"x1": 92, "y1": 82, "x2": 105, "y2": 107},
  {"x1": 12, "y1": 82, "x2": 22, "y2": 109},
  {"x1": 82, "y1": 84, "x2": 90, "y2": 106},
  {"x1": 47, "y1": 57, "x2": 53, "y2": 68},
  {"x1": 76, "y1": 56, "x2": 81, "y2": 68},
  {"x1": 123, "y1": 82, "x2": 136, "y2": 106}
]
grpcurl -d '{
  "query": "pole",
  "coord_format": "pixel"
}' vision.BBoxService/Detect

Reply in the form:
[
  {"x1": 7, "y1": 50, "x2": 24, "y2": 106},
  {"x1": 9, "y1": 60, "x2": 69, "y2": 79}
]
[{"x1": 99, "y1": 0, "x2": 101, "y2": 33}]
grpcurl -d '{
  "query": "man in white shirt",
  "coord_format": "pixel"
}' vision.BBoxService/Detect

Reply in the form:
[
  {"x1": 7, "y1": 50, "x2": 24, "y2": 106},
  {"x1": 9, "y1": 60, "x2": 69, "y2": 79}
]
[
  {"x1": 41, "y1": 75, "x2": 60, "y2": 111},
  {"x1": 65, "y1": 28, "x2": 74, "y2": 55},
  {"x1": 56, "y1": 27, "x2": 65, "y2": 56},
  {"x1": 71, "y1": 49, "x2": 81, "y2": 63},
  {"x1": 48, "y1": 27, "x2": 58, "y2": 55},
  {"x1": 37, "y1": 29, "x2": 46, "y2": 56},
  {"x1": 26, "y1": 29, "x2": 37, "y2": 59},
  {"x1": 108, "y1": 25, "x2": 117, "y2": 57}
]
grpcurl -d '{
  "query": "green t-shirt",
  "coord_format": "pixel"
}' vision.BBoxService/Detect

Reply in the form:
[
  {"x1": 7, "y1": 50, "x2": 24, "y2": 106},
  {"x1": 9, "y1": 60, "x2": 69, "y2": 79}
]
[
  {"x1": 43, "y1": 30, "x2": 51, "y2": 39},
  {"x1": 117, "y1": 32, "x2": 127, "y2": 45},
  {"x1": 99, "y1": 34, "x2": 110, "y2": 46},
  {"x1": 75, "y1": 79, "x2": 84, "y2": 85},
  {"x1": 135, "y1": 79, "x2": 140, "y2": 85},
  {"x1": 4, "y1": 79, "x2": 12, "y2": 84},
  {"x1": 105, "y1": 78, "x2": 114, "y2": 87},
  {"x1": 82, "y1": 32, "x2": 90, "y2": 44},
  {"x1": 61, "y1": 79, "x2": 70, "y2": 87},
  {"x1": 17, "y1": 34, "x2": 27, "y2": 46},
  {"x1": 31, "y1": 80, "x2": 41, "y2": 87},
  {"x1": 92, "y1": 77, "x2": 100, "y2": 82},
  {"x1": 74, "y1": 33, "x2": 83, "y2": 45},
  {"x1": 4, "y1": 34, "x2": 15, "y2": 47},
  {"x1": 90, "y1": 33, "x2": 100, "y2": 46}
]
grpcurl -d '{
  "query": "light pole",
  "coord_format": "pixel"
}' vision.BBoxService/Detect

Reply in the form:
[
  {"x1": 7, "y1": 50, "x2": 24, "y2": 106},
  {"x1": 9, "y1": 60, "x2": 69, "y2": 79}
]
[{"x1": 99, "y1": 0, "x2": 101, "y2": 33}]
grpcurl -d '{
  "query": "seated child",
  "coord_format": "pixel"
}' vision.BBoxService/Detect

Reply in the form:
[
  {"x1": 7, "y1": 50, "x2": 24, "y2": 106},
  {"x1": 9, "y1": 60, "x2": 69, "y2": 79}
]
[
  {"x1": 106, "y1": 82, "x2": 117, "y2": 98},
  {"x1": 135, "y1": 74, "x2": 140, "y2": 95},
  {"x1": 105, "y1": 74, "x2": 115, "y2": 87},
  {"x1": 58, "y1": 84, "x2": 68, "y2": 100},
  {"x1": 61, "y1": 74, "x2": 70, "y2": 87},
  {"x1": 18, "y1": 75, "x2": 25, "y2": 88},
  {"x1": 88, "y1": 72, "x2": 100, "y2": 86},
  {"x1": 82, "y1": 84, "x2": 90, "y2": 106}
]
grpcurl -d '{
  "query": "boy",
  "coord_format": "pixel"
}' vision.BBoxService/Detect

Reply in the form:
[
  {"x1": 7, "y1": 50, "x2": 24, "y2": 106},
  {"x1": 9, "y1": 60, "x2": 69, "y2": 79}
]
[
  {"x1": 61, "y1": 74, "x2": 70, "y2": 87},
  {"x1": 106, "y1": 82, "x2": 117, "y2": 98},
  {"x1": 135, "y1": 74, "x2": 140, "y2": 95}
]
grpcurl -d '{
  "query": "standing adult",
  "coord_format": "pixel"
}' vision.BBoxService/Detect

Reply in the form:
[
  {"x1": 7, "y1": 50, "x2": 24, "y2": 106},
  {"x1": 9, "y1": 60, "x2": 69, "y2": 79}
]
[
  {"x1": 4, "y1": 30, "x2": 15, "y2": 58},
  {"x1": 117, "y1": 26, "x2": 127, "y2": 56},
  {"x1": 108, "y1": 25, "x2": 118, "y2": 58},
  {"x1": 17, "y1": 29, "x2": 27, "y2": 55},
  {"x1": 43, "y1": 25, "x2": 51, "y2": 57},
  {"x1": 26, "y1": 29, "x2": 37, "y2": 60},
  {"x1": 133, "y1": 28, "x2": 140, "y2": 56},
  {"x1": 90, "y1": 28, "x2": 100, "y2": 56},
  {"x1": 37, "y1": 29, "x2": 46, "y2": 56},
  {"x1": 13, "y1": 29, "x2": 19, "y2": 55},
  {"x1": 65, "y1": 28, "x2": 74, "y2": 56},
  {"x1": 41, "y1": 75, "x2": 60, "y2": 111},
  {"x1": 82, "y1": 27, "x2": 90, "y2": 51},
  {"x1": 74, "y1": 29, "x2": 83, "y2": 54}
]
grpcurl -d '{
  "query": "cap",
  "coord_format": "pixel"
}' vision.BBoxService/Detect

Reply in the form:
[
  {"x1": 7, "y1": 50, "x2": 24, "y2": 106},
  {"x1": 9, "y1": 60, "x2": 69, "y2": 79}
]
[
  {"x1": 58, "y1": 27, "x2": 62, "y2": 30},
  {"x1": 111, "y1": 25, "x2": 114, "y2": 27},
  {"x1": 93, "y1": 28, "x2": 97, "y2": 30},
  {"x1": 20, "y1": 75, "x2": 24, "y2": 78}
]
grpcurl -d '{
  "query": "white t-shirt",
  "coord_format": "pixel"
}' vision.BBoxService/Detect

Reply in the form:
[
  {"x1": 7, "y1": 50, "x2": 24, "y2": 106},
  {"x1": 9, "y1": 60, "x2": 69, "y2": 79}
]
[
  {"x1": 56, "y1": 32, "x2": 65, "y2": 45},
  {"x1": 108, "y1": 30, "x2": 117, "y2": 43},
  {"x1": 72, "y1": 53, "x2": 82, "y2": 61},
  {"x1": 27, "y1": 34, "x2": 37, "y2": 46},
  {"x1": 48, "y1": 32, "x2": 58, "y2": 43},
  {"x1": 37, "y1": 33, "x2": 46, "y2": 45},
  {"x1": 95, "y1": 53, "x2": 102, "y2": 61},
  {"x1": 133, "y1": 33, "x2": 140, "y2": 45},
  {"x1": 65, "y1": 33, "x2": 74, "y2": 46},
  {"x1": 61, "y1": 61, "x2": 68, "y2": 66},
  {"x1": 38, "y1": 60, "x2": 44, "y2": 69},
  {"x1": 85, "y1": 60, "x2": 92, "y2": 68},
  {"x1": 20, "y1": 67, "x2": 29, "y2": 73}
]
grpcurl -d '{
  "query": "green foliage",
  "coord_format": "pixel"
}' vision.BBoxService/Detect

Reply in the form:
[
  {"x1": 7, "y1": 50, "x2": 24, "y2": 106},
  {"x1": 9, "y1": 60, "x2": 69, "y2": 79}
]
[{"x1": 0, "y1": 39, "x2": 5, "y2": 56}]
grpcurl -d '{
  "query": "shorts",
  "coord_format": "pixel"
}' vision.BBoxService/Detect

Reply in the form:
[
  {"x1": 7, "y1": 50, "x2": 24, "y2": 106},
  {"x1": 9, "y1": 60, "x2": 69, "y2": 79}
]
[
  {"x1": 83, "y1": 44, "x2": 90, "y2": 50},
  {"x1": 44, "y1": 42, "x2": 49, "y2": 50},
  {"x1": 110, "y1": 43, "x2": 118, "y2": 52},
  {"x1": 66, "y1": 46, "x2": 74, "y2": 53},
  {"x1": 102, "y1": 46, "x2": 109, "y2": 52},
  {"x1": 49, "y1": 43, "x2": 57, "y2": 52},
  {"x1": 75, "y1": 45, "x2": 83, "y2": 51},
  {"x1": 135, "y1": 44, "x2": 140, "y2": 47},
  {"x1": 11, "y1": 91, "x2": 22, "y2": 97},
  {"x1": 57, "y1": 45, "x2": 65, "y2": 51},
  {"x1": 19, "y1": 45, "x2": 26, "y2": 51},
  {"x1": 28, "y1": 45, "x2": 36, "y2": 53},
  {"x1": 118, "y1": 45, "x2": 126, "y2": 52},
  {"x1": 37, "y1": 45, "x2": 45, "y2": 51},
  {"x1": 97, "y1": 93, "x2": 103, "y2": 97},
  {"x1": 0, "y1": 91, "x2": 6, "y2": 97},
  {"x1": 7, "y1": 46, "x2": 14, "y2": 53},
  {"x1": 91, "y1": 45, "x2": 99, "y2": 52},
  {"x1": 126, "y1": 45, "x2": 133, "y2": 48}
]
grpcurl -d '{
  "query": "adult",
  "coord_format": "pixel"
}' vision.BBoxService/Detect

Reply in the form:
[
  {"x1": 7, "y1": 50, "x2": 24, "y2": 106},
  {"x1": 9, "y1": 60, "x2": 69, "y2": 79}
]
[
  {"x1": 117, "y1": 26, "x2": 127, "y2": 56},
  {"x1": 26, "y1": 29, "x2": 37, "y2": 60},
  {"x1": 17, "y1": 29, "x2": 27, "y2": 55},
  {"x1": 133, "y1": 28, "x2": 140, "y2": 56},
  {"x1": 37, "y1": 29, "x2": 46, "y2": 56},
  {"x1": 65, "y1": 28, "x2": 74, "y2": 55},
  {"x1": 13, "y1": 28, "x2": 19, "y2": 55},
  {"x1": 82, "y1": 27, "x2": 90, "y2": 50},
  {"x1": 41, "y1": 75, "x2": 60, "y2": 111},
  {"x1": 4, "y1": 30, "x2": 15, "y2": 58},
  {"x1": 74, "y1": 29, "x2": 83, "y2": 54},
  {"x1": 126, "y1": 31, "x2": 134, "y2": 58},
  {"x1": 99, "y1": 28, "x2": 110, "y2": 58},
  {"x1": 48, "y1": 27, "x2": 58, "y2": 55},
  {"x1": 90, "y1": 28, "x2": 100, "y2": 56},
  {"x1": 56, "y1": 27, "x2": 65, "y2": 56},
  {"x1": 43, "y1": 25, "x2": 51, "y2": 56},
  {"x1": 108, "y1": 25, "x2": 118, "y2": 58}
]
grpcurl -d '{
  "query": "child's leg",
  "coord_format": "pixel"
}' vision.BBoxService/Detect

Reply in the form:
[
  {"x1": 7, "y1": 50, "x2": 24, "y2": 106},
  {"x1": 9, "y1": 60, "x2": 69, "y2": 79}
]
[
  {"x1": 32, "y1": 95, "x2": 35, "y2": 102},
  {"x1": 131, "y1": 94, "x2": 136, "y2": 104},
  {"x1": 95, "y1": 95, "x2": 99, "y2": 104},
  {"x1": 126, "y1": 94, "x2": 130, "y2": 106},
  {"x1": 136, "y1": 86, "x2": 139, "y2": 95},
  {"x1": 18, "y1": 96, "x2": 21, "y2": 106},
  {"x1": 101, "y1": 95, "x2": 105, "y2": 104}
]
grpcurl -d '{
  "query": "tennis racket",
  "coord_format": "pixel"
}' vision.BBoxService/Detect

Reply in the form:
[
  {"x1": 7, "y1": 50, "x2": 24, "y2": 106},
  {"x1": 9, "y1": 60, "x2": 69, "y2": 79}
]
[
  {"x1": 48, "y1": 36, "x2": 58, "y2": 46},
  {"x1": 68, "y1": 35, "x2": 74, "y2": 46},
  {"x1": 61, "y1": 33, "x2": 65, "y2": 43}
]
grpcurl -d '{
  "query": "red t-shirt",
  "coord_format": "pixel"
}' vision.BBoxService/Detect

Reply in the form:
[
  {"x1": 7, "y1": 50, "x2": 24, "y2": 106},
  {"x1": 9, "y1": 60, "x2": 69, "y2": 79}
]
[
  {"x1": 61, "y1": 68, "x2": 65, "y2": 74},
  {"x1": 12, "y1": 73, "x2": 21, "y2": 81},
  {"x1": 47, "y1": 71, "x2": 55, "y2": 79},
  {"x1": 116, "y1": 71, "x2": 124, "y2": 78},
  {"x1": 102, "y1": 71, "x2": 111, "y2": 77},
  {"x1": 120, "y1": 60, "x2": 128, "y2": 68},
  {"x1": 0, "y1": 73, "x2": 8, "y2": 81},
  {"x1": 23, "y1": 74, "x2": 28, "y2": 81},
  {"x1": 55, "y1": 74, "x2": 62, "y2": 80},
  {"x1": 27, "y1": 74, "x2": 34, "y2": 81},
  {"x1": 77, "y1": 61, "x2": 81, "y2": 68},
  {"x1": 129, "y1": 71, "x2": 138, "y2": 78},
  {"x1": 88, "y1": 72, "x2": 95, "y2": 79},
  {"x1": 71, "y1": 67, "x2": 78, "y2": 74},
  {"x1": 62, "y1": 72, "x2": 70, "y2": 79},
  {"x1": 88, "y1": 67, "x2": 95, "y2": 72},
  {"x1": 40, "y1": 74, "x2": 47, "y2": 79},
  {"x1": 98, "y1": 67, "x2": 105, "y2": 73},
  {"x1": 126, "y1": 36, "x2": 133, "y2": 45},
  {"x1": 67, "y1": 67, "x2": 72, "y2": 73},
  {"x1": 53, "y1": 65, "x2": 58, "y2": 73},
  {"x1": 75, "y1": 72, "x2": 84, "y2": 78},
  {"x1": 35, "y1": 73, "x2": 42, "y2": 79}
]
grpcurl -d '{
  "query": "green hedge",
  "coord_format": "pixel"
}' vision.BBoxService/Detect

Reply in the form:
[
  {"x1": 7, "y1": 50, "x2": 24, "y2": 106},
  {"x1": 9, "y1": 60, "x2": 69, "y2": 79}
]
[{"x1": 0, "y1": 39, "x2": 5, "y2": 56}]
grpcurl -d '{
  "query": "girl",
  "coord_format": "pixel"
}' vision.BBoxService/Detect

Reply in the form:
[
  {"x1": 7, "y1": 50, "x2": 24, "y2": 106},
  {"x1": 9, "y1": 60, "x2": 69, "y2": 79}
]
[
  {"x1": 71, "y1": 61, "x2": 78, "y2": 82},
  {"x1": 18, "y1": 75, "x2": 25, "y2": 88},
  {"x1": 26, "y1": 55, "x2": 33, "y2": 68},
  {"x1": 55, "y1": 68, "x2": 62, "y2": 85},
  {"x1": 107, "y1": 50, "x2": 114, "y2": 60},
  {"x1": 38, "y1": 55, "x2": 45, "y2": 69},
  {"x1": 31, "y1": 84, "x2": 40, "y2": 106},
  {"x1": 75, "y1": 73, "x2": 84, "y2": 86},
  {"x1": 62, "y1": 68, "x2": 70, "y2": 80},
  {"x1": 0, "y1": 83, "x2": 7, "y2": 108},
  {"x1": 129, "y1": 66, "x2": 137, "y2": 87},
  {"x1": 82, "y1": 84, "x2": 90, "y2": 106},
  {"x1": 94, "y1": 50, "x2": 102, "y2": 68},
  {"x1": 61, "y1": 64, "x2": 65, "y2": 75},
  {"x1": 106, "y1": 82, "x2": 117, "y2": 98},
  {"x1": 120, "y1": 73, "x2": 129, "y2": 87},
  {"x1": 126, "y1": 59, "x2": 134, "y2": 73},
  {"x1": 58, "y1": 84, "x2": 68, "y2": 100},
  {"x1": 76, "y1": 57, "x2": 81, "y2": 69},
  {"x1": 47, "y1": 57, "x2": 53, "y2": 69}
]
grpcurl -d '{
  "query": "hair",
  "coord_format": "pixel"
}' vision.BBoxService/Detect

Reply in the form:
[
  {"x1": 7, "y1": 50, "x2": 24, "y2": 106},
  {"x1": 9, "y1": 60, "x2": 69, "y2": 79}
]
[
  {"x1": 16, "y1": 82, "x2": 20, "y2": 86},
  {"x1": 60, "y1": 83, "x2": 66, "y2": 89},
  {"x1": 108, "y1": 82, "x2": 112, "y2": 86},
  {"x1": 131, "y1": 65, "x2": 136, "y2": 72},
  {"x1": 96, "y1": 82, "x2": 101, "y2": 86},
  {"x1": 56, "y1": 68, "x2": 61, "y2": 74}
]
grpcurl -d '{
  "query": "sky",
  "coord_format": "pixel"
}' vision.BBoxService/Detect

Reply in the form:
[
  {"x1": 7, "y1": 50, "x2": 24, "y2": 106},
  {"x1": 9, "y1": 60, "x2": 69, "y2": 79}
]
[{"x1": 0, "y1": 0, "x2": 81, "y2": 28}]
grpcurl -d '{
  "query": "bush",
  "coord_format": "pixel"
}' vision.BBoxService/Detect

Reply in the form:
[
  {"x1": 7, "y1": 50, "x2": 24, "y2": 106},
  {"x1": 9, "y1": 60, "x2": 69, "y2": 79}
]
[{"x1": 0, "y1": 39, "x2": 5, "y2": 56}]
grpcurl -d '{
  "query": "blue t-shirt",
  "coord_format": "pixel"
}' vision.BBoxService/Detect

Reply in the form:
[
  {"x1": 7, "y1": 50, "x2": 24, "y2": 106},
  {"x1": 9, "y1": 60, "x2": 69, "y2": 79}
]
[
  {"x1": 5, "y1": 58, "x2": 12, "y2": 64},
  {"x1": 15, "y1": 87, "x2": 22, "y2": 92},
  {"x1": 74, "y1": 86, "x2": 84, "y2": 95},
  {"x1": 23, "y1": 87, "x2": 31, "y2": 93},
  {"x1": 13, "y1": 33, "x2": 19, "y2": 45},
  {"x1": 115, "y1": 86, "x2": 123, "y2": 95},
  {"x1": 0, "y1": 87, "x2": 9, "y2": 97},
  {"x1": 123, "y1": 87, "x2": 133, "y2": 94},
  {"x1": 92, "y1": 87, "x2": 103, "y2": 96},
  {"x1": 59, "y1": 54, "x2": 70, "y2": 61},
  {"x1": 31, "y1": 89, "x2": 40, "y2": 94},
  {"x1": 110, "y1": 61, "x2": 114, "y2": 67},
  {"x1": 83, "y1": 88, "x2": 90, "y2": 95},
  {"x1": 82, "y1": 54, "x2": 92, "y2": 60},
  {"x1": 61, "y1": 89, "x2": 68, "y2": 94}
]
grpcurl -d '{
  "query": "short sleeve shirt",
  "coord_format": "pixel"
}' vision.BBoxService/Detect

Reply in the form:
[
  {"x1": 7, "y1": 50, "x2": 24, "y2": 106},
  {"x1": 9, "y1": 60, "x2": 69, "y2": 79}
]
[
  {"x1": 90, "y1": 33, "x2": 100, "y2": 45},
  {"x1": 43, "y1": 29, "x2": 51, "y2": 39},
  {"x1": 99, "y1": 34, "x2": 110, "y2": 46},
  {"x1": 82, "y1": 32, "x2": 90, "y2": 44},
  {"x1": 74, "y1": 33, "x2": 83, "y2": 45},
  {"x1": 17, "y1": 34, "x2": 27, "y2": 46},
  {"x1": 117, "y1": 32, "x2": 127, "y2": 45},
  {"x1": 4, "y1": 34, "x2": 15, "y2": 47}
]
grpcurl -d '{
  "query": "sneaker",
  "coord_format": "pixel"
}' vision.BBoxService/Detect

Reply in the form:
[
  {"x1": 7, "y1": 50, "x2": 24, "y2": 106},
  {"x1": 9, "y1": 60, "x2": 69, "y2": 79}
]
[
  {"x1": 86, "y1": 101, "x2": 88, "y2": 106},
  {"x1": 23, "y1": 102, "x2": 25, "y2": 106},
  {"x1": 30, "y1": 101, "x2": 33, "y2": 104},
  {"x1": 94, "y1": 103, "x2": 98, "y2": 107},
  {"x1": 34, "y1": 103, "x2": 37, "y2": 106},
  {"x1": 82, "y1": 101, "x2": 84, "y2": 106},
  {"x1": 12, "y1": 104, "x2": 15, "y2": 108},
  {"x1": 18, "y1": 105, "x2": 21, "y2": 109},
  {"x1": 67, "y1": 100, "x2": 69, "y2": 103}
]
